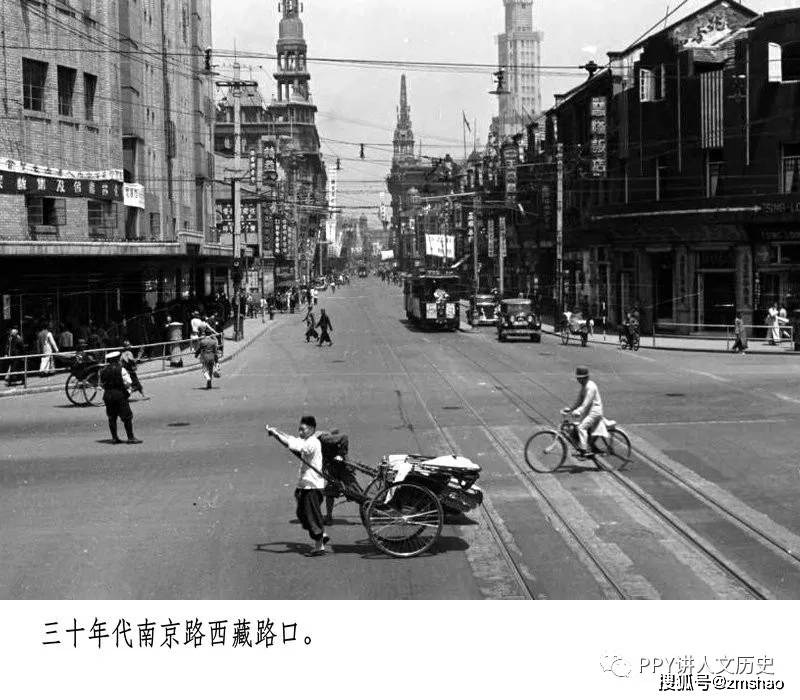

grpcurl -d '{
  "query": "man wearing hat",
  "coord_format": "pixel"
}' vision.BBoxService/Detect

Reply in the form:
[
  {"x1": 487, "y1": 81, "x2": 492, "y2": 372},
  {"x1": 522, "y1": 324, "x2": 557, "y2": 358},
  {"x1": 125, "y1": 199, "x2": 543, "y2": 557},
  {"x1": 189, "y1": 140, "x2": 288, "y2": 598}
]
[
  {"x1": 4, "y1": 326, "x2": 27, "y2": 386},
  {"x1": 99, "y1": 351, "x2": 142, "y2": 444},
  {"x1": 565, "y1": 366, "x2": 606, "y2": 457}
]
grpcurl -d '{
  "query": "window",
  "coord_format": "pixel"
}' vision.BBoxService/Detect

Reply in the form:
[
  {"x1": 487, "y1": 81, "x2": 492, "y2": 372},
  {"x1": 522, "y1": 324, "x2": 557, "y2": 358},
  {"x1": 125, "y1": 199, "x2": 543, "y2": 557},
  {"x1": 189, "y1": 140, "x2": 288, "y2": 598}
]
[
  {"x1": 769, "y1": 42, "x2": 783, "y2": 82},
  {"x1": 57, "y1": 65, "x2": 77, "y2": 117},
  {"x1": 149, "y1": 212, "x2": 161, "y2": 239},
  {"x1": 782, "y1": 41, "x2": 800, "y2": 82},
  {"x1": 22, "y1": 59, "x2": 47, "y2": 111},
  {"x1": 657, "y1": 64, "x2": 667, "y2": 100},
  {"x1": 783, "y1": 144, "x2": 800, "y2": 194},
  {"x1": 639, "y1": 68, "x2": 654, "y2": 102},
  {"x1": 706, "y1": 149, "x2": 724, "y2": 197},
  {"x1": 84, "y1": 73, "x2": 97, "y2": 120},
  {"x1": 88, "y1": 201, "x2": 118, "y2": 237},
  {"x1": 26, "y1": 196, "x2": 66, "y2": 227}
]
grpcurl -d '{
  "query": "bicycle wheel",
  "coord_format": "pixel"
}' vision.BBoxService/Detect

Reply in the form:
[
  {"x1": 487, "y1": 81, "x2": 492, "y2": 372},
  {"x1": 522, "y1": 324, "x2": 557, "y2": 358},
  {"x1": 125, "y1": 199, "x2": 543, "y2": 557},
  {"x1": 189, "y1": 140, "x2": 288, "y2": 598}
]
[
  {"x1": 603, "y1": 429, "x2": 632, "y2": 469},
  {"x1": 365, "y1": 483, "x2": 443, "y2": 558},
  {"x1": 82, "y1": 367, "x2": 101, "y2": 405},
  {"x1": 524, "y1": 429, "x2": 567, "y2": 472},
  {"x1": 65, "y1": 374, "x2": 85, "y2": 406},
  {"x1": 560, "y1": 326, "x2": 569, "y2": 345},
  {"x1": 618, "y1": 331, "x2": 627, "y2": 350},
  {"x1": 632, "y1": 335, "x2": 640, "y2": 351}
]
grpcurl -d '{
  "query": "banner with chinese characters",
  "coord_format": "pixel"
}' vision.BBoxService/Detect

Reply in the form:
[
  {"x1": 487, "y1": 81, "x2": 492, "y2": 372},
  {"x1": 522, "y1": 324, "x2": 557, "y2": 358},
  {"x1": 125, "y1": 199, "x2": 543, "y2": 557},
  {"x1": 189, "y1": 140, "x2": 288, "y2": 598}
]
[
  {"x1": 499, "y1": 216, "x2": 507, "y2": 259},
  {"x1": 487, "y1": 219, "x2": 495, "y2": 258},
  {"x1": 425, "y1": 234, "x2": 445, "y2": 257},
  {"x1": 0, "y1": 170, "x2": 122, "y2": 201},
  {"x1": 445, "y1": 235, "x2": 455, "y2": 260},
  {"x1": 0, "y1": 158, "x2": 122, "y2": 201},
  {"x1": 123, "y1": 183, "x2": 145, "y2": 209},
  {"x1": 590, "y1": 96, "x2": 608, "y2": 178}
]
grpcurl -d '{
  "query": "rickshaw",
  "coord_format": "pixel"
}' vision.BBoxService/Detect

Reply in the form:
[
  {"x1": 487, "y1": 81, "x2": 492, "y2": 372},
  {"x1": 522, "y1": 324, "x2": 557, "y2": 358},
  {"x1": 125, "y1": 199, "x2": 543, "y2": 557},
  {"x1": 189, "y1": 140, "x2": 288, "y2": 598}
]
[
  {"x1": 560, "y1": 310, "x2": 594, "y2": 347},
  {"x1": 314, "y1": 433, "x2": 483, "y2": 558},
  {"x1": 468, "y1": 293, "x2": 499, "y2": 326},
  {"x1": 65, "y1": 351, "x2": 103, "y2": 406}
]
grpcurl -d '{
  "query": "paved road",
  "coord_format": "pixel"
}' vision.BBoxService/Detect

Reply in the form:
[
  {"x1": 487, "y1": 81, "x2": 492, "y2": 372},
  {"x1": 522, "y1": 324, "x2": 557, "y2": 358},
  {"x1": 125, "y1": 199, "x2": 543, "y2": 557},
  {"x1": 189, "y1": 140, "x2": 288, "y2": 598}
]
[{"x1": 2, "y1": 279, "x2": 800, "y2": 599}]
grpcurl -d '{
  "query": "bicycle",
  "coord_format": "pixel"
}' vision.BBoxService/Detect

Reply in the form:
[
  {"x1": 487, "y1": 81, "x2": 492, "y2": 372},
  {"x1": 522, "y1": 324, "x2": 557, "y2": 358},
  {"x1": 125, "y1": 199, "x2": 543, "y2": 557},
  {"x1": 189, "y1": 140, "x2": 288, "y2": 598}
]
[
  {"x1": 524, "y1": 409, "x2": 632, "y2": 472},
  {"x1": 618, "y1": 325, "x2": 640, "y2": 351}
]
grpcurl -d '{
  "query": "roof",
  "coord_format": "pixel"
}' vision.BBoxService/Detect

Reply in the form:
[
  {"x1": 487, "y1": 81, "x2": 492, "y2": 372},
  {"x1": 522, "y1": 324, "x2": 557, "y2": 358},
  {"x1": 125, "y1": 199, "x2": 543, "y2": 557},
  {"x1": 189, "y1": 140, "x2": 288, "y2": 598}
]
[{"x1": 620, "y1": 0, "x2": 757, "y2": 54}]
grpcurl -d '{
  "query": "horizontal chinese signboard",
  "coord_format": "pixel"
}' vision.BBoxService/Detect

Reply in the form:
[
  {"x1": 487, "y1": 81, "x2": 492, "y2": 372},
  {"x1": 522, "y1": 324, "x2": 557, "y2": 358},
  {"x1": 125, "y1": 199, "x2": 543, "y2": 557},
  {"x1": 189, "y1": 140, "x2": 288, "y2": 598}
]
[
  {"x1": 0, "y1": 158, "x2": 123, "y2": 201},
  {"x1": 0, "y1": 169, "x2": 122, "y2": 201}
]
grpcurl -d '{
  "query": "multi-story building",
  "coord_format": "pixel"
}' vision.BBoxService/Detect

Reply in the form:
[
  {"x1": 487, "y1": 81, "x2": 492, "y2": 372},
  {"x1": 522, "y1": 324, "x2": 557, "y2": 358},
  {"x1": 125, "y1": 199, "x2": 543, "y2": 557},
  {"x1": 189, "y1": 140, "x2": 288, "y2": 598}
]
[
  {"x1": 213, "y1": 0, "x2": 326, "y2": 293},
  {"x1": 525, "y1": 0, "x2": 800, "y2": 332},
  {"x1": 497, "y1": 0, "x2": 543, "y2": 140},
  {"x1": 1, "y1": 0, "x2": 221, "y2": 342}
]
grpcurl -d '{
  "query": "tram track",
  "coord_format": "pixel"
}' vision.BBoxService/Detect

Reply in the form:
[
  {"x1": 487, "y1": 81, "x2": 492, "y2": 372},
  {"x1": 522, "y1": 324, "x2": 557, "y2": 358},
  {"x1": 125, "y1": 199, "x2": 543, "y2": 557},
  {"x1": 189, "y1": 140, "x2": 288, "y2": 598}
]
[
  {"x1": 366, "y1": 314, "x2": 539, "y2": 599},
  {"x1": 435, "y1": 333, "x2": 800, "y2": 599}
]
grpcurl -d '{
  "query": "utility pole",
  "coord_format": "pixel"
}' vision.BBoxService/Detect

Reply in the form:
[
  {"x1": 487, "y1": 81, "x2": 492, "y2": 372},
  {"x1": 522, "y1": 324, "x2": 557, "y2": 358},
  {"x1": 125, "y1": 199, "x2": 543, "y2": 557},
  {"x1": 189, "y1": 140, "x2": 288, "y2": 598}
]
[
  {"x1": 215, "y1": 63, "x2": 257, "y2": 340},
  {"x1": 499, "y1": 215, "x2": 506, "y2": 298},
  {"x1": 556, "y1": 142, "x2": 564, "y2": 314},
  {"x1": 472, "y1": 195, "x2": 480, "y2": 294}
]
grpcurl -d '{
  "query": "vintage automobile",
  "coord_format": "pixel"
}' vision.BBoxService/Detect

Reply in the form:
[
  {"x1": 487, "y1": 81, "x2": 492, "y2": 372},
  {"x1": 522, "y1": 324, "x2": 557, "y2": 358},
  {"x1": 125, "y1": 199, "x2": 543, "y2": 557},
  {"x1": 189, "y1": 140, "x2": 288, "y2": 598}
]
[
  {"x1": 468, "y1": 293, "x2": 499, "y2": 326},
  {"x1": 496, "y1": 298, "x2": 541, "y2": 342}
]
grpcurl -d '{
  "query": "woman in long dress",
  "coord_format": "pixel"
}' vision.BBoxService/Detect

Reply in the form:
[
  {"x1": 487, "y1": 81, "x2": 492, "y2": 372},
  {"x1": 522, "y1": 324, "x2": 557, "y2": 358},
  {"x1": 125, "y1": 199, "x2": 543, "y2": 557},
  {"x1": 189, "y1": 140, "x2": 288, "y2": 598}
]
[{"x1": 768, "y1": 304, "x2": 780, "y2": 345}]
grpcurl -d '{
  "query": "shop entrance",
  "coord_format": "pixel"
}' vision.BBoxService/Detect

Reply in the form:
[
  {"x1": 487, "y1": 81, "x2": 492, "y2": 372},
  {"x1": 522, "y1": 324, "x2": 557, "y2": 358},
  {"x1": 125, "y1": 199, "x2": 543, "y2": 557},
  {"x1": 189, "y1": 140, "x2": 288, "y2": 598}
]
[{"x1": 698, "y1": 272, "x2": 736, "y2": 327}]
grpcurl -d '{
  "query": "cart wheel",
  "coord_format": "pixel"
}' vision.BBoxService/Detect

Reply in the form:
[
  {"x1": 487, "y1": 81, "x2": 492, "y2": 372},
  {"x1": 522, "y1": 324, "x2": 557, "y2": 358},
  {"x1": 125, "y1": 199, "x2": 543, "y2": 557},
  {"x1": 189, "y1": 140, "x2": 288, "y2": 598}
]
[
  {"x1": 580, "y1": 332, "x2": 588, "y2": 347},
  {"x1": 633, "y1": 335, "x2": 640, "y2": 351},
  {"x1": 365, "y1": 483, "x2": 443, "y2": 558},
  {"x1": 560, "y1": 326, "x2": 569, "y2": 345},
  {"x1": 82, "y1": 367, "x2": 102, "y2": 405},
  {"x1": 65, "y1": 374, "x2": 86, "y2": 406},
  {"x1": 524, "y1": 429, "x2": 567, "y2": 472},
  {"x1": 618, "y1": 331, "x2": 626, "y2": 350},
  {"x1": 602, "y1": 429, "x2": 632, "y2": 470}
]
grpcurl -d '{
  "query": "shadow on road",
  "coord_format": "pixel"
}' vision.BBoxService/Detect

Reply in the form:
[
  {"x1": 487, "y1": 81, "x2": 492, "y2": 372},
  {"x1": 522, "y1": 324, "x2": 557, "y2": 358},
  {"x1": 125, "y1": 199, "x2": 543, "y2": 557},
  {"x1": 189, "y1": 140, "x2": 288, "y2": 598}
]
[{"x1": 255, "y1": 534, "x2": 470, "y2": 559}]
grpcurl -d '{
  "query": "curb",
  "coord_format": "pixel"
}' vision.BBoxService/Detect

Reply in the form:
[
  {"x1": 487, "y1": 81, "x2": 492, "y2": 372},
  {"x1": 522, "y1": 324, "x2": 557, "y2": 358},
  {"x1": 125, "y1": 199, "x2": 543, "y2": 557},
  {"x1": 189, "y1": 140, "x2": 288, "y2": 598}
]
[
  {"x1": 540, "y1": 327, "x2": 798, "y2": 356},
  {"x1": 0, "y1": 318, "x2": 279, "y2": 400}
]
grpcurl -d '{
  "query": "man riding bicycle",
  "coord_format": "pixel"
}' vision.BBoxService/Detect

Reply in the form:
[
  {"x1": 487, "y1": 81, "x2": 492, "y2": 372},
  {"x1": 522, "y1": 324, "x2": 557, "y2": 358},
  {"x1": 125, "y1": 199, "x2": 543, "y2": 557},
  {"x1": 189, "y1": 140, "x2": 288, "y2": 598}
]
[
  {"x1": 564, "y1": 366, "x2": 608, "y2": 457},
  {"x1": 622, "y1": 310, "x2": 640, "y2": 347}
]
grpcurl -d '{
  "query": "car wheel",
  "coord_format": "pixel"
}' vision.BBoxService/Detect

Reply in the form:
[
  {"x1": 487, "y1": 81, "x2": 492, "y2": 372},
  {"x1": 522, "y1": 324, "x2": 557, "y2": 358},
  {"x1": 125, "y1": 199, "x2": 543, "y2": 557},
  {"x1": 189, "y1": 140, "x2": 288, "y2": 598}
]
[
  {"x1": 498, "y1": 332, "x2": 505, "y2": 342},
  {"x1": 532, "y1": 334, "x2": 541, "y2": 343}
]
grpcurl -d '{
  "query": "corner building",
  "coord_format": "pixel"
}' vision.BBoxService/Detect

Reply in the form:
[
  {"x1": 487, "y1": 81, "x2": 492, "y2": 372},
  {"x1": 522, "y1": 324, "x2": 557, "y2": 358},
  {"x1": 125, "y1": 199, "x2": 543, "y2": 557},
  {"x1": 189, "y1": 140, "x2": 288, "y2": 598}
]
[
  {"x1": 0, "y1": 0, "x2": 222, "y2": 340},
  {"x1": 528, "y1": 1, "x2": 800, "y2": 333}
]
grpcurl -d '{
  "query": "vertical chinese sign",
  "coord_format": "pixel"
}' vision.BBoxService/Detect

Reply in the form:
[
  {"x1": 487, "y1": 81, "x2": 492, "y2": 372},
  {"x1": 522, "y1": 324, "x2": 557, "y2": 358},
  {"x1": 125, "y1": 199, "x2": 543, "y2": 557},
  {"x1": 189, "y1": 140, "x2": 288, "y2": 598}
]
[{"x1": 590, "y1": 96, "x2": 608, "y2": 178}]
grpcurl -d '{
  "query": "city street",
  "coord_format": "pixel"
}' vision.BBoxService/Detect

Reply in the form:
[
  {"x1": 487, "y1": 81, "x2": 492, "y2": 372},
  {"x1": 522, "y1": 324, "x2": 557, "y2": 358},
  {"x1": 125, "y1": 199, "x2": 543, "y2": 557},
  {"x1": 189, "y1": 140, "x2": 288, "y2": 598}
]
[{"x1": 3, "y1": 278, "x2": 800, "y2": 599}]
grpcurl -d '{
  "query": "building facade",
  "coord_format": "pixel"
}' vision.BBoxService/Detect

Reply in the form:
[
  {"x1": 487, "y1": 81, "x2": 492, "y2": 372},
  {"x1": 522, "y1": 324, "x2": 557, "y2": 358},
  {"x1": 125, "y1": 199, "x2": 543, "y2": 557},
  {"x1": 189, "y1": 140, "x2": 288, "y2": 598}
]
[
  {"x1": 1, "y1": 0, "x2": 222, "y2": 343},
  {"x1": 497, "y1": 0, "x2": 543, "y2": 140},
  {"x1": 523, "y1": 1, "x2": 800, "y2": 332},
  {"x1": 213, "y1": 0, "x2": 326, "y2": 294}
]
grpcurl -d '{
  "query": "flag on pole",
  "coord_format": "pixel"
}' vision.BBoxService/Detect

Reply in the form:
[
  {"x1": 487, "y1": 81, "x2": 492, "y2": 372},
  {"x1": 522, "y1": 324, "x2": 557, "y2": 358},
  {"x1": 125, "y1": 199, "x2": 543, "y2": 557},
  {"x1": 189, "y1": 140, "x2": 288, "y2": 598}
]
[{"x1": 463, "y1": 111, "x2": 471, "y2": 133}]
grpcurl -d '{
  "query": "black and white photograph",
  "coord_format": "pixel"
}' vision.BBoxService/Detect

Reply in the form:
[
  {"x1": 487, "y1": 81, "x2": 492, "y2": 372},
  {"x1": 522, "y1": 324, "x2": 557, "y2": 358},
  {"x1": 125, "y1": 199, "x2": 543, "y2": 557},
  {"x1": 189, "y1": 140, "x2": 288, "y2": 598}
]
[{"x1": 1, "y1": 0, "x2": 798, "y2": 696}]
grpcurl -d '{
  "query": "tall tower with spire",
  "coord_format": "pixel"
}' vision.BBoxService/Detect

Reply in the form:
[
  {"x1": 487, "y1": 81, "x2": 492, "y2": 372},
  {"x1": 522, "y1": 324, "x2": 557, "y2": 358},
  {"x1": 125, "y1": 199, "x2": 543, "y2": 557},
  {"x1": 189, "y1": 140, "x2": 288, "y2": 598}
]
[
  {"x1": 497, "y1": 0, "x2": 543, "y2": 140},
  {"x1": 393, "y1": 75, "x2": 415, "y2": 161},
  {"x1": 266, "y1": 0, "x2": 326, "y2": 284}
]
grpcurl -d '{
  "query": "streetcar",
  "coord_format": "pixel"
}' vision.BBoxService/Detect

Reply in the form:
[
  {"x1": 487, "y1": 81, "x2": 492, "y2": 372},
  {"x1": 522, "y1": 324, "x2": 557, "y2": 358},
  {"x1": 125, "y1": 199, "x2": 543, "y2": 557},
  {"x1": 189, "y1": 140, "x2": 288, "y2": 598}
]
[{"x1": 403, "y1": 272, "x2": 462, "y2": 330}]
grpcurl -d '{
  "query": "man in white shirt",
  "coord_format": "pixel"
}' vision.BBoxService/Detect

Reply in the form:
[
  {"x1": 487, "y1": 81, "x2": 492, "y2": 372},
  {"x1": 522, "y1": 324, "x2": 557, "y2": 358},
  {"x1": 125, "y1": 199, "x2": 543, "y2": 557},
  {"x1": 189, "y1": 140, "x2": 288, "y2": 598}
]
[
  {"x1": 565, "y1": 366, "x2": 605, "y2": 457},
  {"x1": 266, "y1": 416, "x2": 330, "y2": 556}
]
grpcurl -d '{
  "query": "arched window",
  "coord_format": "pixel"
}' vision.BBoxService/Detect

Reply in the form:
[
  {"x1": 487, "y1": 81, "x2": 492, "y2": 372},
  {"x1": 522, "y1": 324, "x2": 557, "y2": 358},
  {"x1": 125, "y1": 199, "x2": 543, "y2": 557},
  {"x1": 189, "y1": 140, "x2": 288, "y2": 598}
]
[{"x1": 783, "y1": 41, "x2": 800, "y2": 82}]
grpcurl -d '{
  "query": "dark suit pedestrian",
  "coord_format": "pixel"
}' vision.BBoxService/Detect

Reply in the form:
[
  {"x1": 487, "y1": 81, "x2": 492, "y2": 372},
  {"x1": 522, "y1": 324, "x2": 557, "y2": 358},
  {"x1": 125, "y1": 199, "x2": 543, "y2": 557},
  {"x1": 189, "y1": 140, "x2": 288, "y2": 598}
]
[
  {"x1": 316, "y1": 309, "x2": 333, "y2": 346},
  {"x1": 100, "y1": 351, "x2": 141, "y2": 444}
]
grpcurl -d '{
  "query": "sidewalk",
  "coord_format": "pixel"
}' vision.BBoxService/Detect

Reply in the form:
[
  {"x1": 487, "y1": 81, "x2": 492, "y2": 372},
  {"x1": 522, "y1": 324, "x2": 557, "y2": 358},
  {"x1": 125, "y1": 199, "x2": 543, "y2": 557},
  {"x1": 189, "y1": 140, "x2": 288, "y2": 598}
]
[
  {"x1": 540, "y1": 323, "x2": 799, "y2": 355},
  {"x1": 0, "y1": 313, "x2": 285, "y2": 399}
]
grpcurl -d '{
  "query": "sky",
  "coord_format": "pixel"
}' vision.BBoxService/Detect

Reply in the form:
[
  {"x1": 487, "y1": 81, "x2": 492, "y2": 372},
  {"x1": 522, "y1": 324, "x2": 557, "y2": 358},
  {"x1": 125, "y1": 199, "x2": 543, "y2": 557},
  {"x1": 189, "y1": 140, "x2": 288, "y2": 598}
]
[{"x1": 210, "y1": 0, "x2": 795, "y2": 222}]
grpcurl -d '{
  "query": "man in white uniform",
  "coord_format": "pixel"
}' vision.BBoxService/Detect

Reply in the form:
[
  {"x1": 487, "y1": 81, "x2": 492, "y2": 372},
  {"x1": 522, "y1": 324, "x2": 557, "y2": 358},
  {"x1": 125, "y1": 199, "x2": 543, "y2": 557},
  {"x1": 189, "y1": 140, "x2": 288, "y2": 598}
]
[
  {"x1": 565, "y1": 366, "x2": 605, "y2": 456},
  {"x1": 266, "y1": 416, "x2": 330, "y2": 556}
]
